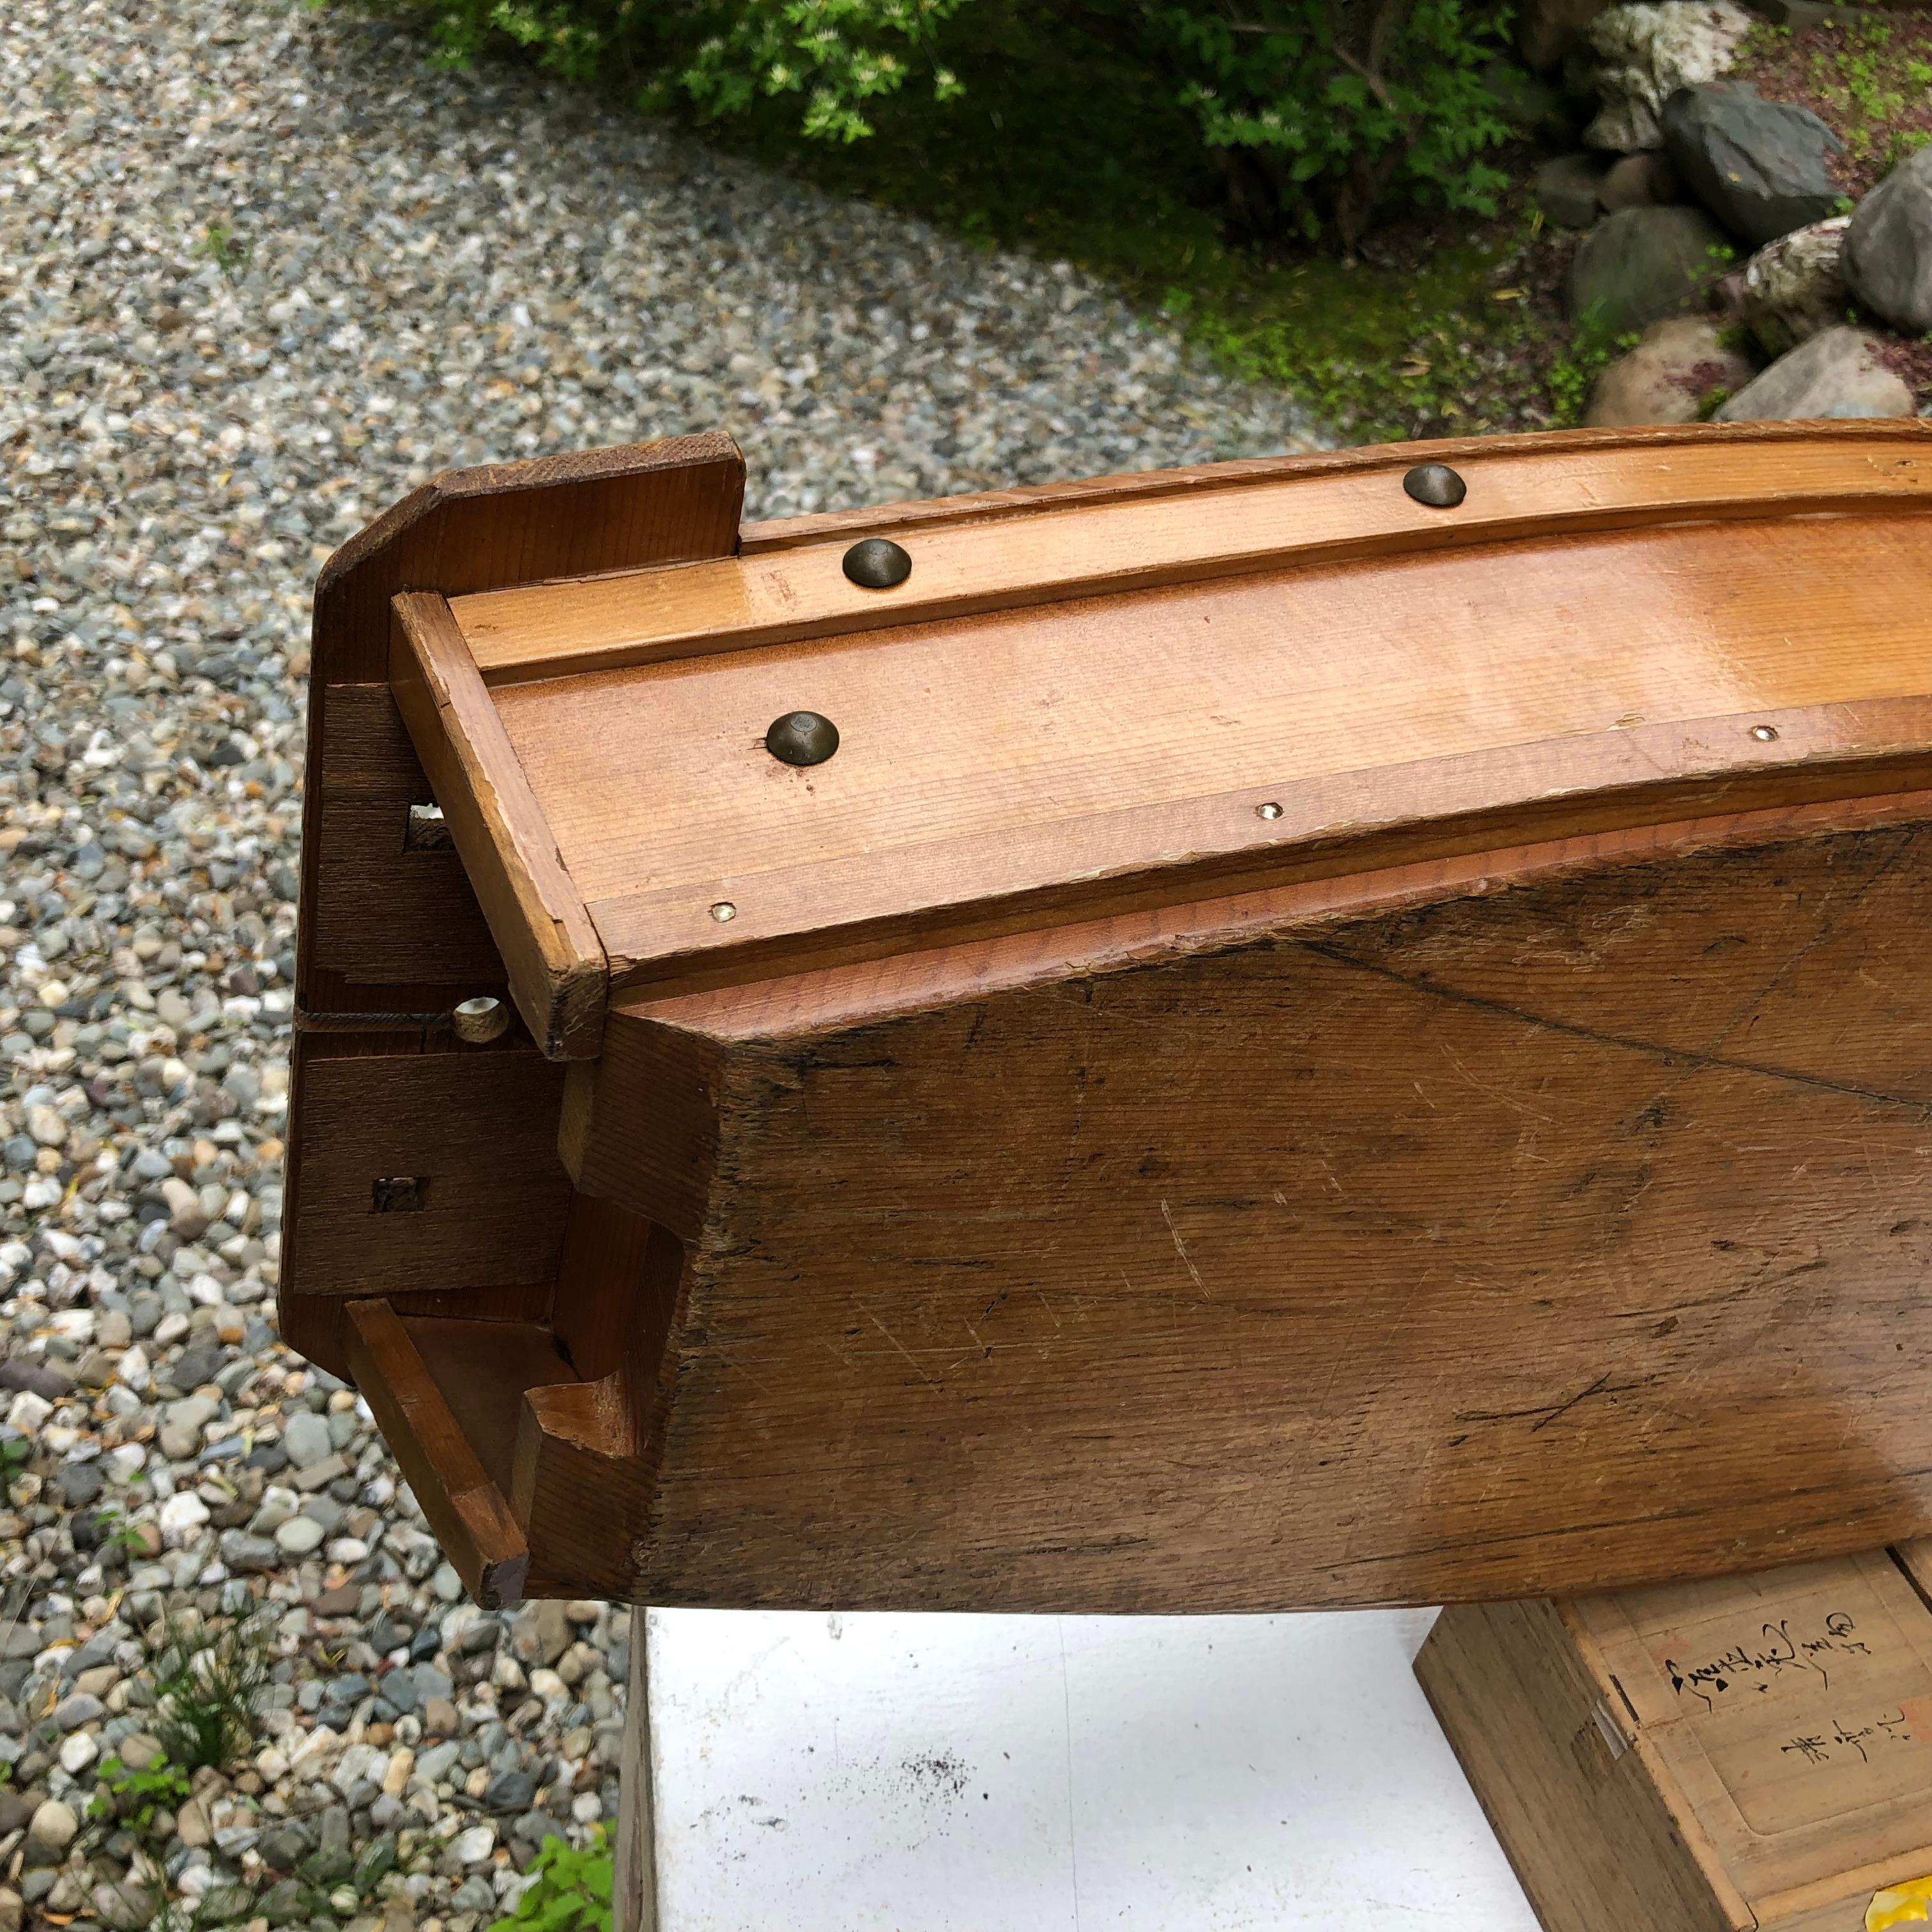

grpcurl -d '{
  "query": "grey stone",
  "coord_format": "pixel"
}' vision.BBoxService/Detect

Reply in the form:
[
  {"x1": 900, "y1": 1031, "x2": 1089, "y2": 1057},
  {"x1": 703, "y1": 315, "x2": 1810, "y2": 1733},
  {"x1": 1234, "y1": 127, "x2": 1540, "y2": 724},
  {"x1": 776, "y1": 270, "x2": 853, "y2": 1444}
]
[
  {"x1": 280, "y1": 1409, "x2": 334, "y2": 1469},
  {"x1": 50, "y1": 1691, "x2": 102, "y2": 1731},
  {"x1": 1661, "y1": 84, "x2": 1841, "y2": 245},
  {"x1": 486, "y1": 1767, "x2": 537, "y2": 1812},
  {"x1": 1536, "y1": 153, "x2": 1608, "y2": 228},
  {"x1": 1845, "y1": 143, "x2": 1932, "y2": 333},
  {"x1": 1568, "y1": 204, "x2": 1732, "y2": 333},
  {"x1": 1585, "y1": 0, "x2": 1754, "y2": 151},
  {"x1": 1713, "y1": 325, "x2": 1912, "y2": 419},
  {"x1": 1736, "y1": 216, "x2": 1851, "y2": 356},
  {"x1": 273, "y1": 1514, "x2": 325, "y2": 1556},
  {"x1": 54, "y1": 1460, "x2": 103, "y2": 1508},
  {"x1": 1586, "y1": 314, "x2": 1756, "y2": 424}
]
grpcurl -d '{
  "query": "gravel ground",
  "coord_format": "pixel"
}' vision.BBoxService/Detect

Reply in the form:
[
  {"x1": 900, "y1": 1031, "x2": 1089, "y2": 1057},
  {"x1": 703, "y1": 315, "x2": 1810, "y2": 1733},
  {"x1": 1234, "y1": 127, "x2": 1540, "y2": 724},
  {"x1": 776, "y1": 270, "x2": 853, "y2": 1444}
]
[{"x1": 0, "y1": 1, "x2": 1322, "y2": 1926}]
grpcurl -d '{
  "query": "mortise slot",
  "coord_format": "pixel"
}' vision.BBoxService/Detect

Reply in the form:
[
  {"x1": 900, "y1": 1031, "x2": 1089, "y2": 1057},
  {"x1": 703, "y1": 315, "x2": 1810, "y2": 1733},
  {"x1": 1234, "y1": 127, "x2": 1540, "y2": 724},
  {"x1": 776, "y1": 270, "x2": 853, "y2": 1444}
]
[{"x1": 404, "y1": 802, "x2": 453, "y2": 851}]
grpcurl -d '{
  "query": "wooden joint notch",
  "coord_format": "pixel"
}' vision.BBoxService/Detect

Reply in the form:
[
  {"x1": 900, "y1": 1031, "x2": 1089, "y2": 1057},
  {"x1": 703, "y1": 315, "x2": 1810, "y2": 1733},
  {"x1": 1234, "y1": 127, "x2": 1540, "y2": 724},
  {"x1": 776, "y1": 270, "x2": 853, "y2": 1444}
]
[
  {"x1": 389, "y1": 592, "x2": 607, "y2": 1059},
  {"x1": 344, "y1": 1299, "x2": 530, "y2": 1610}
]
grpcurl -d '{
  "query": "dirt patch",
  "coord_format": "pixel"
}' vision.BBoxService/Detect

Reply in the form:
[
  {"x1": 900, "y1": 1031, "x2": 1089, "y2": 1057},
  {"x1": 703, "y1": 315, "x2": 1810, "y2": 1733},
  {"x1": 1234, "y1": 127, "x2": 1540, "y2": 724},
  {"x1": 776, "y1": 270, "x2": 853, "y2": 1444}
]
[
  {"x1": 1731, "y1": 10, "x2": 1932, "y2": 197},
  {"x1": 1872, "y1": 334, "x2": 1932, "y2": 406}
]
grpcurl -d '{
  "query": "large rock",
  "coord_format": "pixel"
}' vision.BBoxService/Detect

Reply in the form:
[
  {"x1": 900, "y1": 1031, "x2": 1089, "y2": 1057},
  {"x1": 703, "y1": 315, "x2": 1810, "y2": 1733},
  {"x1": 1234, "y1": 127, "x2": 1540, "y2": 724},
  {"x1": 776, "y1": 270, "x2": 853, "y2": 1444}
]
[
  {"x1": 1537, "y1": 153, "x2": 1610, "y2": 227},
  {"x1": 1568, "y1": 204, "x2": 1732, "y2": 332},
  {"x1": 1844, "y1": 144, "x2": 1932, "y2": 332},
  {"x1": 1585, "y1": 1, "x2": 1754, "y2": 152},
  {"x1": 1713, "y1": 325, "x2": 1911, "y2": 418},
  {"x1": 1736, "y1": 216, "x2": 1850, "y2": 356},
  {"x1": 1660, "y1": 84, "x2": 1841, "y2": 245},
  {"x1": 1600, "y1": 150, "x2": 1680, "y2": 210},
  {"x1": 1587, "y1": 316, "x2": 1756, "y2": 422}
]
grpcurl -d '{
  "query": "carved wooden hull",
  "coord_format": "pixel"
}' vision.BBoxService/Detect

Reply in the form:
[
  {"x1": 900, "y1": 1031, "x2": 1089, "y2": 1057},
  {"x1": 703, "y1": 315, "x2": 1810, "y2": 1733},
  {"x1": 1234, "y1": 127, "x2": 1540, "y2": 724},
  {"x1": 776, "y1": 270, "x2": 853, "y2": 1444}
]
[{"x1": 284, "y1": 422, "x2": 1932, "y2": 1609}]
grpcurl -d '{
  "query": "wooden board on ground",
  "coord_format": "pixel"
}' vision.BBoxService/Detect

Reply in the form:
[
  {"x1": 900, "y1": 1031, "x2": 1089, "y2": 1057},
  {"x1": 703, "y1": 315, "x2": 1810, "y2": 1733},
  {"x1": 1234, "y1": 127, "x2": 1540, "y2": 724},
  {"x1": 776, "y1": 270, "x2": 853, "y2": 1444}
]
[{"x1": 1417, "y1": 1545, "x2": 1932, "y2": 1932}]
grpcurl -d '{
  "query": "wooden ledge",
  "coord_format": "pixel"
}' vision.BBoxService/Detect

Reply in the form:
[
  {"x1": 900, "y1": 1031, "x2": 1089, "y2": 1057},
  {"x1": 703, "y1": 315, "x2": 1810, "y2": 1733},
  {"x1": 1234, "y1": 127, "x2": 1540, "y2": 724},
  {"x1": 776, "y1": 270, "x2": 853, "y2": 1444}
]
[{"x1": 455, "y1": 427, "x2": 1932, "y2": 685}]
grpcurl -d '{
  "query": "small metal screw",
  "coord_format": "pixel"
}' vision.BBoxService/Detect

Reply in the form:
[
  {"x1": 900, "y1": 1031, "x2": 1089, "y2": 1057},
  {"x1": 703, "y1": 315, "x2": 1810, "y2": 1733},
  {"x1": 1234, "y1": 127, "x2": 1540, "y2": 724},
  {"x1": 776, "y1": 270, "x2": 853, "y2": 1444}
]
[
  {"x1": 1256, "y1": 801, "x2": 1284, "y2": 820},
  {"x1": 1750, "y1": 724, "x2": 1779, "y2": 742},
  {"x1": 710, "y1": 901, "x2": 737, "y2": 923},
  {"x1": 843, "y1": 537, "x2": 912, "y2": 590},
  {"x1": 765, "y1": 710, "x2": 840, "y2": 767},
  {"x1": 1403, "y1": 462, "x2": 1467, "y2": 509},
  {"x1": 451, "y1": 995, "x2": 509, "y2": 1044}
]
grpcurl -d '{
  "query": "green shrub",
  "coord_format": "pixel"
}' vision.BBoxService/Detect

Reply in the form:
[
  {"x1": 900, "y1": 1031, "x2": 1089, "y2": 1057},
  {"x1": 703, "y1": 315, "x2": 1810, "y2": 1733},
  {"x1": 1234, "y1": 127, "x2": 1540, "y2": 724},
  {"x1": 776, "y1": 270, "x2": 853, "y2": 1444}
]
[
  {"x1": 344, "y1": 0, "x2": 1521, "y2": 244},
  {"x1": 1145, "y1": 0, "x2": 1516, "y2": 247}
]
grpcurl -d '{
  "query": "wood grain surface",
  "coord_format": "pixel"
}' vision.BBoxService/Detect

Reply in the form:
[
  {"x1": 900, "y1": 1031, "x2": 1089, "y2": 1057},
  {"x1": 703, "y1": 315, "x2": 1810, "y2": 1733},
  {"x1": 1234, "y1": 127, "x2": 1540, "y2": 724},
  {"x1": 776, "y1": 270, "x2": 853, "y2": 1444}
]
[
  {"x1": 289, "y1": 424, "x2": 1932, "y2": 1613},
  {"x1": 1420, "y1": 1551, "x2": 1932, "y2": 1932},
  {"x1": 297, "y1": 433, "x2": 743, "y2": 1021},
  {"x1": 576, "y1": 807, "x2": 1932, "y2": 1612},
  {"x1": 479, "y1": 510, "x2": 1932, "y2": 997},
  {"x1": 391, "y1": 592, "x2": 608, "y2": 1057},
  {"x1": 458, "y1": 424, "x2": 1932, "y2": 682}
]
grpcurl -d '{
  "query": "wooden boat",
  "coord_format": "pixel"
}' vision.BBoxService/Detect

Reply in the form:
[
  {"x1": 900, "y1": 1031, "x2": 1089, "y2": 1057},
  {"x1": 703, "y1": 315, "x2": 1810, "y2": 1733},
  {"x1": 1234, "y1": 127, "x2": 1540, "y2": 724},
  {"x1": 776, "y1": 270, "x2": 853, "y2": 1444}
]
[{"x1": 284, "y1": 421, "x2": 1932, "y2": 1612}]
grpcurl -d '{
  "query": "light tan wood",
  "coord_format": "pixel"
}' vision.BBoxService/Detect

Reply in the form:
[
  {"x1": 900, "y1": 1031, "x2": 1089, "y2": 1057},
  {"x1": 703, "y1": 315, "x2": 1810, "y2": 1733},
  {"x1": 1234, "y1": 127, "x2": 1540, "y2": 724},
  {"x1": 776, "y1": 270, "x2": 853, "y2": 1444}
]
[
  {"x1": 1416, "y1": 1597, "x2": 1745, "y2": 1932},
  {"x1": 298, "y1": 433, "x2": 743, "y2": 1021},
  {"x1": 391, "y1": 592, "x2": 608, "y2": 1057},
  {"x1": 463, "y1": 510, "x2": 1932, "y2": 1000},
  {"x1": 344, "y1": 1300, "x2": 535, "y2": 1609},
  {"x1": 457, "y1": 424, "x2": 1932, "y2": 683},
  {"x1": 1421, "y1": 1552, "x2": 1932, "y2": 1932}
]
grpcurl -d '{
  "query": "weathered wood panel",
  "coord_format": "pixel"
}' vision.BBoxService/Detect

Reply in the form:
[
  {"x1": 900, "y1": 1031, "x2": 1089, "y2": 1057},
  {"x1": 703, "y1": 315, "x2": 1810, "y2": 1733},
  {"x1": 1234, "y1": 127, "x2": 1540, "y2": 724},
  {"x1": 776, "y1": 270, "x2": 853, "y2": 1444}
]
[{"x1": 585, "y1": 815, "x2": 1932, "y2": 1612}]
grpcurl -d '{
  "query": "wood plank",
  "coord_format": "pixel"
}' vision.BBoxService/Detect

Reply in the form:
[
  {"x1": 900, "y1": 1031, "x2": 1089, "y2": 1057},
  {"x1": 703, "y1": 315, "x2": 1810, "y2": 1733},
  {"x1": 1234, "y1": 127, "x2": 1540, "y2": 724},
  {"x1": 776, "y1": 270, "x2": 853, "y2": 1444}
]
[
  {"x1": 459, "y1": 425, "x2": 1932, "y2": 682},
  {"x1": 1415, "y1": 1598, "x2": 1739, "y2": 1932},
  {"x1": 298, "y1": 433, "x2": 744, "y2": 1019},
  {"x1": 281, "y1": 1037, "x2": 571, "y2": 1307},
  {"x1": 574, "y1": 811, "x2": 1932, "y2": 1613},
  {"x1": 391, "y1": 592, "x2": 609, "y2": 1057},
  {"x1": 731, "y1": 418, "x2": 1929, "y2": 554},
  {"x1": 345, "y1": 1300, "x2": 534, "y2": 1611},
  {"x1": 473, "y1": 509, "x2": 1932, "y2": 990},
  {"x1": 307, "y1": 797, "x2": 503, "y2": 988},
  {"x1": 1422, "y1": 1554, "x2": 1932, "y2": 1932},
  {"x1": 1570, "y1": 1552, "x2": 1932, "y2": 1906}
]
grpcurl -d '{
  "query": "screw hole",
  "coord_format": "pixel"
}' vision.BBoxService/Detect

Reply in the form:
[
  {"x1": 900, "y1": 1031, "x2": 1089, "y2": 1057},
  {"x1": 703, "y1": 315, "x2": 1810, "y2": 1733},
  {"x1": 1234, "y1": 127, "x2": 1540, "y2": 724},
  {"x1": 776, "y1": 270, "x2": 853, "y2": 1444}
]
[
  {"x1": 372, "y1": 1176, "x2": 429, "y2": 1215},
  {"x1": 1256, "y1": 801, "x2": 1284, "y2": 821},
  {"x1": 1750, "y1": 724, "x2": 1779, "y2": 742},
  {"x1": 710, "y1": 901, "x2": 737, "y2": 923},
  {"x1": 404, "y1": 802, "x2": 452, "y2": 852}
]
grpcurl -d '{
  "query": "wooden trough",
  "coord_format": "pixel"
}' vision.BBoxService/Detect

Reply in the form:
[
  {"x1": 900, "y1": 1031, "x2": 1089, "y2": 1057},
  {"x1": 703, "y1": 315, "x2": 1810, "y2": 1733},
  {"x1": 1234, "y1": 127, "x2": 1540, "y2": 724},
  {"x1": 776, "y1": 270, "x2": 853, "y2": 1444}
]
[{"x1": 282, "y1": 420, "x2": 1932, "y2": 1613}]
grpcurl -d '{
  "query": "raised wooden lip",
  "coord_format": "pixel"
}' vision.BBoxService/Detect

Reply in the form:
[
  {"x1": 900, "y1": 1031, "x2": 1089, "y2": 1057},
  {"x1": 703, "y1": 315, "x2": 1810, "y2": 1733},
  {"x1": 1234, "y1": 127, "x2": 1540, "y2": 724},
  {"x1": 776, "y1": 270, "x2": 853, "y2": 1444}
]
[
  {"x1": 579, "y1": 709, "x2": 1932, "y2": 1001},
  {"x1": 453, "y1": 424, "x2": 1932, "y2": 686}
]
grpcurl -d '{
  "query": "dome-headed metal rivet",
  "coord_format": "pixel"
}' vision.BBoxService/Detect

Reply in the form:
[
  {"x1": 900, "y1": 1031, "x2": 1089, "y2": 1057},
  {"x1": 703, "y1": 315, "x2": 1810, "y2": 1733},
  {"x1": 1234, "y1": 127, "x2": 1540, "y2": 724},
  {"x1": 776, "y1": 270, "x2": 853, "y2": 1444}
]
[
  {"x1": 1403, "y1": 462, "x2": 1467, "y2": 509},
  {"x1": 843, "y1": 537, "x2": 911, "y2": 589},
  {"x1": 765, "y1": 710, "x2": 840, "y2": 767}
]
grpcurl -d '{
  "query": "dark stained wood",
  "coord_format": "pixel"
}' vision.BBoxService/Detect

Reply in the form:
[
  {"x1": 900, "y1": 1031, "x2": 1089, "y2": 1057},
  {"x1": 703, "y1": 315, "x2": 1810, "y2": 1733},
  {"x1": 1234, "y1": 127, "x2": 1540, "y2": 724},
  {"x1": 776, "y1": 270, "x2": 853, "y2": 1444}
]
[
  {"x1": 572, "y1": 806, "x2": 1932, "y2": 1612},
  {"x1": 345, "y1": 1300, "x2": 537, "y2": 1610},
  {"x1": 279, "y1": 1034, "x2": 571, "y2": 1338}
]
